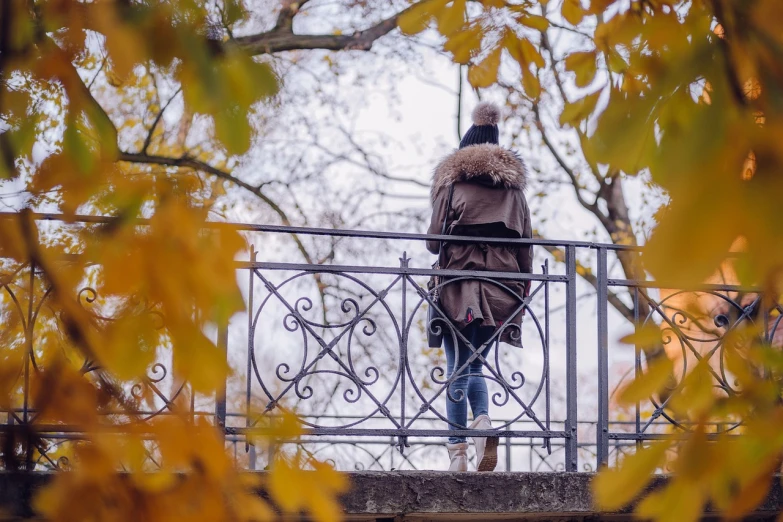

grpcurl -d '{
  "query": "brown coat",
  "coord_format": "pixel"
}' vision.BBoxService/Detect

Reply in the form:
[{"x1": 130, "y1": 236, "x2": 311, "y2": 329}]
[{"x1": 426, "y1": 144, "x2": 533, "y2": 346}]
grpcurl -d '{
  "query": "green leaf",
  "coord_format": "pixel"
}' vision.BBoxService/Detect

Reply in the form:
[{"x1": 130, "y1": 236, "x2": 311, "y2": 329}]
[
  {"x1": 63, "y1": 118, "x2": 96, "y2": 175},
  {"x1": 214, "y1": 106, "x2": 252, "y2": 155}
]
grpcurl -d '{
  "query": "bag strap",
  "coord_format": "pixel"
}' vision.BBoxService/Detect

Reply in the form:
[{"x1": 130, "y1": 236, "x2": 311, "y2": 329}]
[{"x1": 436, "y1": 184, "x2": 455, "y2": 265}]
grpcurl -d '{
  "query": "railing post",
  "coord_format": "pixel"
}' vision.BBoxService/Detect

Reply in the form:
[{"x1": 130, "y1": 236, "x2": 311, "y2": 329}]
[
  {"x1": 216, "y1": 320, "x2": 228, "y2": 443},
  {"x1": 505, "y1": 424, "x2": 512, "y2": 471},
  {"x1": 24, "y1": 261, "x2": 34, "y2": 471},
  {"x1": 565, "y1": 245, "x2": 578, "y2": 472},
  {"x1": 596, "y1": 247, "x2": 609, "y2": 468},
  {"x1": 399, "y1": 252, "x2": 408, "y2": 454},
  {"x1": 245, "y1": 247, "x2": 256, "y2": 453}
]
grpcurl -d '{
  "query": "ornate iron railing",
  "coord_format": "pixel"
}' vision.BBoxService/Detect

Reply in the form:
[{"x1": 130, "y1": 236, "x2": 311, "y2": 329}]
[{"x1": 1, "y1": 213, "x2": 781, "y2": 472}]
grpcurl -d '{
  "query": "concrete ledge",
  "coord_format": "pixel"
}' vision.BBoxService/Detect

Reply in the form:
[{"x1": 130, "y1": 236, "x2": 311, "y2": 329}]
[
  {"x1": 341, "y1": 472, "x2": 596, "y2": 516},
  {"x1": 338, "y1": 472, "x2": 783, "y2": 520},
  {"x1": 1, "y1": 472, "x2": 782, "y2": 521}
]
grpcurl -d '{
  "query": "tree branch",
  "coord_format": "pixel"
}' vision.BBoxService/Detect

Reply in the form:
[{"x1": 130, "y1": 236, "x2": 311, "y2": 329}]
[
  {"x1": 142, "y1": 87, "x2": 181, "y2": 154},
  {"x1": 534, "y1": 233, "x2": 635, "y2": 322},
  {"x1": 532, "y1": 102, "x2": 604, "y2": 217},
  {"x1": 272, "y1": 0, "x2": 312, "y2": 33},
  {"x1": 231, "y1": 5, "x2": 411, "y2": 55},
  {"x1": 118, "y1": 151, "x2": 316, "y2": 266}
]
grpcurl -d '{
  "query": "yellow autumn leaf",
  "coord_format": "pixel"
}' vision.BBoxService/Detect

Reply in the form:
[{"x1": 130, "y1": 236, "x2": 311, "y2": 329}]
[
  {"x1": 98, "y1": 314, "x2": 159, "y2": 381},
  {"x1": 667, "y1": 361, "x2": 716, "y2": 418},
  {"x1": 269, "y1": 454, "x2": 350, "y2": 522},
  {"x1": 587, "y1": 0, "x2": 615, "y2": 15},
  {"x1": 90, "y1": 4, "x2": 145, "y2": 78},
  {"x1": 562, "y1": 0, "x2": 585, "y2": 25},
  {"x1": 398, "y1": 0, "x2": 448, "y2": 35},
  {"x1": 725, "y1": 471, "x2": 773, "y2": 520},
  {"x1": 564, "y1": 50, "x2": 597, "y2": 87},
  {"x1": 617, "y1": 356, "x2": 673, "y2": 405},
  {"x1": 467, "y1": 47, "x2": 502, "y2": 88},
  {"x1": 592, "y1": 441, "x2": 670, "y2": 510},
  {"x1": 171, "y1": 327, "x2": 231, "y2": 394},
  {"x1": 518, "y1": 14, "x2": 550, "y2": 32},
  {"x1": 444, "y1": 24, "x2": 483, "y2": 64},
  {"x1": 619, "y1": 323, "x2": 663, "y2": 347},
  {"x1": 606, "y1": 51, "x2": 628, "y2": 73},
  {"x1": 559, "y1": 90, "x2": 601, "y2": 126},
  {"x1": 437, "y1": 0, "x2": 466, "y2": 36},
  {"x1": 522, "y1": 69, "x2": 541, "y2": 99},
  {"x1": 635, "y1": 479, "x2": 705, "y2": 522},
  {"x1": 519, "y1": 37, "x2": 545, "y2": 69}
]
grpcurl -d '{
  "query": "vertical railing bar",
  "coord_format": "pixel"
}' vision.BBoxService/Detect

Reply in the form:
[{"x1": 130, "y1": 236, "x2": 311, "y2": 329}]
[
  {"x1": 596, "y1": 247, "x2": 609, "y2": 469},
  {"x1": 544, "y1": 259, "x2": 551, "y2": 455},
  {"x1": 528, "y1": 437, "x2": 533, "y2": 471},
  {"x1": 24, "y1": 261, "x2": 34, "y2": 470},
  {"x1": 634, "y1": 287, "x2": 641, "y2": 451},
  {"x1": 564, "y1": 245, "x2": 578, "y2": 472},
  {"x1": 216, "y1": 319, "x2": 229, "y2": 444},
  {"x1": 245, "y1": 246, "x2": 256, "y2": 453},
  {"x1": 505, "y1": 424, "x2": 512, "y2": 471},
  {"x1": 249, "y1": 443, "x2": 257, "y2": 471},
  {"x1": 762, "y1": 295, "x2": 771, "y2": 380},
  {"x1": 400, "y1": 252, "x2": 408, "y2": 451}
]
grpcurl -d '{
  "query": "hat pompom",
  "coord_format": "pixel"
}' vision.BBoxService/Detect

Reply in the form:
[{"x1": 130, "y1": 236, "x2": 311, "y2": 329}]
[{"x1": 471, "y1": 102, "x2": 501, "y2": 126}]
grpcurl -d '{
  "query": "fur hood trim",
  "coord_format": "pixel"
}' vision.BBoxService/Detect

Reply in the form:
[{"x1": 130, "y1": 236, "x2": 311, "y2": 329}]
[{"x1": 431, "y1": 144, "x2": 527, "y2": 200}]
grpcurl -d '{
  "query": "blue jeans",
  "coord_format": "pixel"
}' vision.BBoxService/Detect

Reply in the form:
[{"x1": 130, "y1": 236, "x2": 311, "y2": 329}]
[{"x1": 443, "y1": 322, "x2": 496, "y2": 443}]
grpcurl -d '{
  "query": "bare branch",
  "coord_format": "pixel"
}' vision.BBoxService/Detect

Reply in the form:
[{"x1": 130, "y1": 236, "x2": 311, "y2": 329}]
[
  {"x1": 117, "y1": 151, "x2": 317, "y2": 266},
  {"x1": 535, "y1": 233, "x2": 634, "y2": 322},
  {"x1": 272, "y1": 0, "x2": 312, "y2": 33},
  {"x1": 142, "y1": 87, "x2": 181, "y2": 154},
  {"x1": 532, "y1": 102, "x2": 602, "y2": 216},
  {"x1": 231, "y1": 4, "x2": 413, "y2": 55}
]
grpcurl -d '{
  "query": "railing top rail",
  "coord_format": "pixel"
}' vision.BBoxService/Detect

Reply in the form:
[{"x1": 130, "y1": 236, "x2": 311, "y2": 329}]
[{"x1": 2, "y1": 211, "x2": 640, "y2": 251}]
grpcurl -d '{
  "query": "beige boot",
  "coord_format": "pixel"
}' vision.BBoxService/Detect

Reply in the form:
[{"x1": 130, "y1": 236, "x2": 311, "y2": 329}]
[
  {"x1": 446, "y1": 442, "x2": 468, "y2": 472},
  {"x1": 470, "y1": 415, "x2": 498, "y2": 471}
]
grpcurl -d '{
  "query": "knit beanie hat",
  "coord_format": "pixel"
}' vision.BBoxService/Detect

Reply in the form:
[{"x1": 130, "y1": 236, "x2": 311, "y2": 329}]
[{"x1": 459, "y1": 102, "x2": 501, "y2": 149}]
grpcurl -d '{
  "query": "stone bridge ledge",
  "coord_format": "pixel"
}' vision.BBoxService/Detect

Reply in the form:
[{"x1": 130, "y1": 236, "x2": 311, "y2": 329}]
[{"x1": 1, "y1": 472, "x2": 782, "y2": 521}]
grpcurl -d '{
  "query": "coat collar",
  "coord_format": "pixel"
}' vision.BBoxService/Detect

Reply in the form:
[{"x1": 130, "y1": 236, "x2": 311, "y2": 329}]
[{"x1": 431, "y1": 144, "x2": 527, "y2": 201}]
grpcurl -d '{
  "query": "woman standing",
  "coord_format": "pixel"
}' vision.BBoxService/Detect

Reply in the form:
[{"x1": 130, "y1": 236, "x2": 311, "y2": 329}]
[{"x1": 426, "y1": 102, "x2": 533, "y2": 472}]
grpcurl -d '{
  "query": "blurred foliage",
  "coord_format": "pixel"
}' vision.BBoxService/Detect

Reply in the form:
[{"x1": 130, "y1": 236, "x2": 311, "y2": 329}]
[
  {"x1": 0, "y1": 0, "x2": 346, "y2": 520},
  {"x1": 401, "y1": 0, "x2": 783, "y2": 519}
]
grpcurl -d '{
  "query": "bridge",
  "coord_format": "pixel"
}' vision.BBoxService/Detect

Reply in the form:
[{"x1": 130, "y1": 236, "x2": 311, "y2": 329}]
[{"x1": 2, "y1": 215, "x2": 782, "y2": 519}]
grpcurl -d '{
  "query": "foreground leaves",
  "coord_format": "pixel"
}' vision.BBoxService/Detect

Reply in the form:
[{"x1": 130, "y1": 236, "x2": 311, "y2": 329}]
[
  {"x1": 407, "y1": 0, "x2": 783, "y2": 519},
  {"x1": 0, "y1": 0, "x2": 341, "y2": 521}
]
